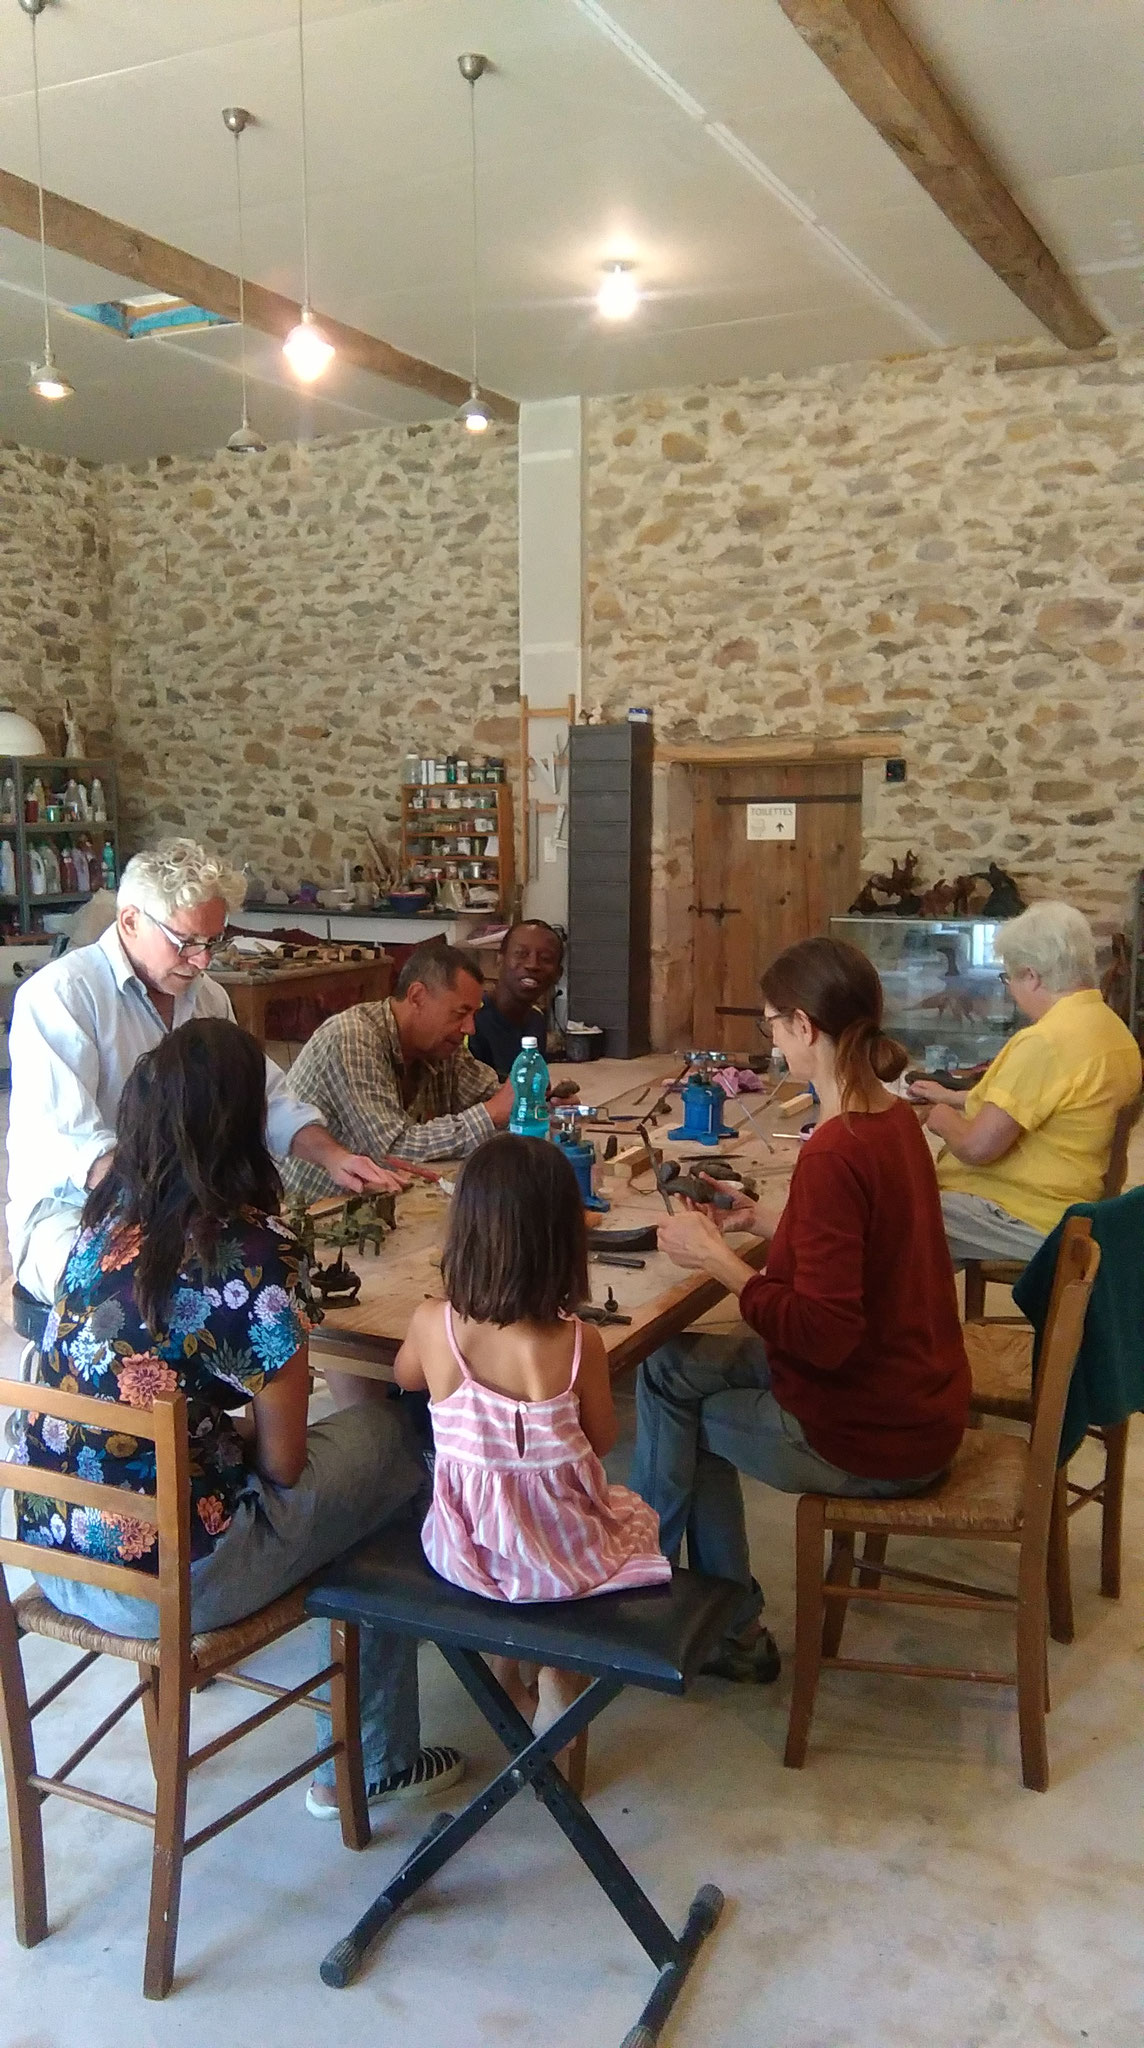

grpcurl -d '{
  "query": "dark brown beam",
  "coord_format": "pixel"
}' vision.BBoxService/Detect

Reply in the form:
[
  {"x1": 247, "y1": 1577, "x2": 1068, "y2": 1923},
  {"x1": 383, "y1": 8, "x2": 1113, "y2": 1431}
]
[
  {"x1": 773, "y1": 0, "x2": 1105, "y2": 350},
  {"x1": 0, "y1": 166, "x2": 518, "y2": 422}
]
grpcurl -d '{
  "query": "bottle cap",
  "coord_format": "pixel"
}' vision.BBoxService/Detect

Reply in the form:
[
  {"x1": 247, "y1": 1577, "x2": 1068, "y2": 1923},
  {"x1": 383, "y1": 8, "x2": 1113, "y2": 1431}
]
[{"x1": 521, "y1": 1036, "x2": 538, "y2": 1049}]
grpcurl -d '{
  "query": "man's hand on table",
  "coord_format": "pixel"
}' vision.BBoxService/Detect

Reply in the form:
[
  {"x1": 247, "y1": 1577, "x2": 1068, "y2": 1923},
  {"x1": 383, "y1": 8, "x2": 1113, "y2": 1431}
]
[
  {"x1": 549, "y1": 1079, "x2": 580, "y2": 1103},
  {"x1": 907, "y1": 1080, "x2": 966, "y2": 1110},
  {"x1": 290, "y1": 1123, "x2": 412, "y2": 1197}
]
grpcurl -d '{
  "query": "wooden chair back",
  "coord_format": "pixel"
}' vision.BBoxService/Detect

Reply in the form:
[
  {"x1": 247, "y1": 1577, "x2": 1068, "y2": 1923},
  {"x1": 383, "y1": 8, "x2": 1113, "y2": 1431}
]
[
  {"x1": 0, "y1": 1381, "x2": 190, "y2": 1666},
  {"x1": 1102, "y1": 1092, "x2": 1142, "y2": 1200},
  {"x1": 1019, "y1": 1217, "x2": 1100, "y2": 1567}
]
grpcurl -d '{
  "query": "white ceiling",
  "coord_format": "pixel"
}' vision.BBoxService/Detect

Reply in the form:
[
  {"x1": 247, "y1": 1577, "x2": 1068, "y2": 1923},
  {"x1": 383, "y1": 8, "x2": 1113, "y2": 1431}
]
[{"x1": 0, "y1": 0, "x2": 1140, "y2": 462}]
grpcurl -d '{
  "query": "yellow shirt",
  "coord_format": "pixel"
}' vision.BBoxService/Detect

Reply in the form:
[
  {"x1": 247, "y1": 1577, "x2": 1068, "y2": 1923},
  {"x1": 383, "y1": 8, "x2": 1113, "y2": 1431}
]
[{"x1": 937, "y1": 989, "x2": 1142, "y2": 1234}]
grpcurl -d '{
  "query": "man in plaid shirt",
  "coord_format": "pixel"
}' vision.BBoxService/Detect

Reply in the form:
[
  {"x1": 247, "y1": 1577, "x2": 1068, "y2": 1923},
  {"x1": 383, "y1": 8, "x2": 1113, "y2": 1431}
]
[{"x1": 281, "y1": 941, "x2": 514, "y2": 1202}]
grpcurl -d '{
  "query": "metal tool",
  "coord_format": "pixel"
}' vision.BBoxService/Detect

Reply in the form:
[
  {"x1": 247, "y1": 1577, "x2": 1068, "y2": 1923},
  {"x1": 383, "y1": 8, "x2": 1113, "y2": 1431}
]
[
  {"x1": 591, "y1": 1251, "x2": 646, "y2": 1270},
  {"x1": 667, "y1": 1052, "x2": 737, "y2": 1147}
]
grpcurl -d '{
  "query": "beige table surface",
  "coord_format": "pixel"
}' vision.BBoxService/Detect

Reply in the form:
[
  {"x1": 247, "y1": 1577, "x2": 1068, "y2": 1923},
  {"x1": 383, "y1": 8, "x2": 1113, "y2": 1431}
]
[{"x1": 309, "y1": 1055, "x2": 799, "y2": 1380}]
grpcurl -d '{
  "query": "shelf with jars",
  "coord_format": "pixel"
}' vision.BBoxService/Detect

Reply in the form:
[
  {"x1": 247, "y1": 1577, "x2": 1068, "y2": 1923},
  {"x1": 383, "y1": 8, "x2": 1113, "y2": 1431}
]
[
  {"x1": 0, "y1": 758, "x2": 119, "y2": 932},
  {"x1": 399, "y1": 778, "x2": 515, "y2": 914}
]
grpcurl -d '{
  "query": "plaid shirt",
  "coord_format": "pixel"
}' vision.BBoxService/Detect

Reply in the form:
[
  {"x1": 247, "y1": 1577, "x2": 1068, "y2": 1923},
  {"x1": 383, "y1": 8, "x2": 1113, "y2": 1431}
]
[{"x1": 280, "y1": 999, "x2": 500, "y2": 1202}]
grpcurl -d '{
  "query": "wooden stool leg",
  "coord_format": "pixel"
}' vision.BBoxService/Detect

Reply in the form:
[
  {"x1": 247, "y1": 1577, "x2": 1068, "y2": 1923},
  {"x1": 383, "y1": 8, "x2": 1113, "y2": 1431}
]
[
  {"x1": 1047, "y1": 1467, "x2": 1075, "y2": 1646},
  {"x1": 784, "y1": 1498, "x2": 827, "y2": 1769},
  {"x1": 143, "y1": 1662, "x2": 191, "y2": 1999},
  {"x1": 138, "y1": 1664, "x2": 161, "y2": 1777},
  {"x1": 1098, "y1": 1421, "x2": 1129, "y2": 1600},
  {"x1": 821, "y1": 1533, "x2": 855, "y2": 1659},
  {"x1": 0, "y1": 1594, "x2": 49, "y2": 1949},
  {"x1": 329, "y1": 1623, "x2": 370, "y2": 1851},
  {"x1": 963, "y1": 1263, "x2": 987, "y2": 1321}
]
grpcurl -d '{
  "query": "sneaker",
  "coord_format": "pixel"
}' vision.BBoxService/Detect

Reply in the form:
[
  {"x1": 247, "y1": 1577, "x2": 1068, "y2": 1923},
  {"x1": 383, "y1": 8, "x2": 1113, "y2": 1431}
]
[
  {"x1": 306, "y1": 1743, "x2": 465, "y2": 1820},
  {"x1": 700, "y1": 1627, "x2": 781, "y2": 1684}
]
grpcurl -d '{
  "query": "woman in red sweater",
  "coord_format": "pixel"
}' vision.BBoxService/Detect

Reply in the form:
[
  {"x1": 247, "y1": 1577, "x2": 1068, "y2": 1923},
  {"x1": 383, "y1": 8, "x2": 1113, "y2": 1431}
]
[{"x1": 629, "y1": 937, "x2": 969, "y2": 1682}]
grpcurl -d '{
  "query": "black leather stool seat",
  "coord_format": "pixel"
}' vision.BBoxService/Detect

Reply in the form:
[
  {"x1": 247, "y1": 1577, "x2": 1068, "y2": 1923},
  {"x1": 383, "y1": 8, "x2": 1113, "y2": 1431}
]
[
  {"x1": 307, "y1": 1519, "x2": 736, "y2": 1695},
  {"x1": 306, "y1": 1521, "x2": 741, "y2": 2043},
  {"x1": 11, "y1": 1284, "x2": 50, "y2": 1347}
]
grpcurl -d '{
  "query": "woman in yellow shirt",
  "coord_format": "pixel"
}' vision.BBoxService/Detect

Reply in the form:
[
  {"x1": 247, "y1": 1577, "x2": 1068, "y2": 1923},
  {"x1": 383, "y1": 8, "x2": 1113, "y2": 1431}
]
[{"x1": 911, "y1": 902, "x2": 1141, "y2": 1265}]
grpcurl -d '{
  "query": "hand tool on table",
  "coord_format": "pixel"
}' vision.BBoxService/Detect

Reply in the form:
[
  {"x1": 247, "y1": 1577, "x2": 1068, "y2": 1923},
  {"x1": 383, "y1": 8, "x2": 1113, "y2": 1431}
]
[
  {"x1": 578, "y1": 1286, "x2": 632, "y2": 1328},
  {"x1": 591, "y1": 1252, "x2": 647, "y2": 1270}
]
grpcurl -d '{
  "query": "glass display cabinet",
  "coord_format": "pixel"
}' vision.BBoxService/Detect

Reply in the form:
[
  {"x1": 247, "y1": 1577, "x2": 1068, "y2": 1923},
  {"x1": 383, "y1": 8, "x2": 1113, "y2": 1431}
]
[{"x1": 829, "y1": 916, "x2": 1017, "y2": 1068}]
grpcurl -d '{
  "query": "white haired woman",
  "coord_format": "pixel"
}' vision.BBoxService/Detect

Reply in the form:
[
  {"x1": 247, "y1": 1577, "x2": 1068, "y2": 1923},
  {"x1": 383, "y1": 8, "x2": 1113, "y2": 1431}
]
[
  {"x1": 7, "y1": 836, "x2": 407, "y2": 1306},
  {"x1": 910, "y1": 901, "x2": 1142, "y2": 1264}
]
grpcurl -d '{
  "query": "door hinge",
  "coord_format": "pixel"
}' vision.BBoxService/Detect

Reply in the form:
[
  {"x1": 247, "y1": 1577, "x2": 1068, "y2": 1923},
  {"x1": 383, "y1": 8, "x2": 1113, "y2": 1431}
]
[{"x1": 688, "y1": 903, "x2": 742, "y2": 924}]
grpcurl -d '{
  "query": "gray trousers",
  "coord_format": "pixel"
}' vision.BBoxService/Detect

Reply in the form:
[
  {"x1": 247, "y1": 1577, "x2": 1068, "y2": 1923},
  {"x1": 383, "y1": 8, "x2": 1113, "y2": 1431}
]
[
  {"x1": 629, "y1": 1330, "x2": 946, "y2": 1638},
  {"x1": 36, "y1": 1401, "x2": 425, "y2": 1786},
  {"x1": 939, "y1": 1191, "x2": 1045, "y2": 1270}
]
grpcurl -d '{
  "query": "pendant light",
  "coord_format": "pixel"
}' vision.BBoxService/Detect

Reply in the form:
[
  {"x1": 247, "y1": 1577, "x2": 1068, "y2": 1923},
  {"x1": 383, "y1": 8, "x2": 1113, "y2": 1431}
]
[
  {"x1": 20, "y1": 0, "x2": 73, "y2": 402},
  {"x1": 282, "y1": 0, "x2": 335, "y2": 383},
  {"x1": 597, "y1": 260, "x2": 639, "y2": 322},
  {"x1": 456, "y1": 52, "x2": 491, "y2": 433},
  {"x1": 221, "y1": 107, "x2": 266, "y2": 453}
]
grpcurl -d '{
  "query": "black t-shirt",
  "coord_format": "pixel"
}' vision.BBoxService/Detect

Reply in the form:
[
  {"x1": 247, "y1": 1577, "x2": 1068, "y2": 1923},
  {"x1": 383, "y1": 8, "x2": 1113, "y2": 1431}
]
[{"x1": 468, "y1": 994, "x2": 548, "y2": 1080}]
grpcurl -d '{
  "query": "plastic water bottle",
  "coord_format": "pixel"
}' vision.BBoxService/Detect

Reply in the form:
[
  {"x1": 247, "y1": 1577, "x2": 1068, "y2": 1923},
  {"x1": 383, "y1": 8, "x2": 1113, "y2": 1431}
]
[{"x1": 509, "y1": 1036, "x2": 551, "y2": 1139}]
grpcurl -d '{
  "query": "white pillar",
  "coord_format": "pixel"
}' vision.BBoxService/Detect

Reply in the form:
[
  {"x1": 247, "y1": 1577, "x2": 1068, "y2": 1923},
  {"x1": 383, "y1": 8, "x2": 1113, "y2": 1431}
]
[{"x1": 518, "y1": 396, "x2": 584, "y2": 927}]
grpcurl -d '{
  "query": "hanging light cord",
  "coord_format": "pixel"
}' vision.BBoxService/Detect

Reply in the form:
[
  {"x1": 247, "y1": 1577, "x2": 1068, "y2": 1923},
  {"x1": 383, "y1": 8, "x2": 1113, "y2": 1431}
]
[
  {"x1": 29, "y1": 7, "x2": 53, "y2": 361},
  {"x1": 232, "y1": 128, "x2": 250, "y2": 421},
  {"x1": 467, "y1": 75, "x2": 479, "y2": 390},
  {"x1": 296, "y1": 0, "x2": 313, "y2": 312}
]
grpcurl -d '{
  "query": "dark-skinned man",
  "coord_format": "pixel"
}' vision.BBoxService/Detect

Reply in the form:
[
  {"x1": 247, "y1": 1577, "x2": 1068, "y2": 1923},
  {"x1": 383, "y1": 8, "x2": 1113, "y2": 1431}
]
[{"x1": 468, "y1": 920, "x2": 576, "y2": 1097}]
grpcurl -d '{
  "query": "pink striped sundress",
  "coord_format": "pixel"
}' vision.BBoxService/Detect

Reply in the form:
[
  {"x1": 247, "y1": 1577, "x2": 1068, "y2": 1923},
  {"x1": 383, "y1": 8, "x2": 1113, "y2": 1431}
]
[{"x1": 421, "y1": 1306, "x2": 672, "y2": 1602}]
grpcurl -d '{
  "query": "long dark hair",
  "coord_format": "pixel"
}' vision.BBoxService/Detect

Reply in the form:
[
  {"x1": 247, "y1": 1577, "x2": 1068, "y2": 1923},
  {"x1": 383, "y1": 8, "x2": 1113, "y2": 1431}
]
[
  {"x1": 761, "y1": 937, "x2": 907, "y2": 1113},
  {"x1": 442, "y1": 1133, "x2": 588, "y2": 1326},
  {"x1": 83, "y1": 1017, "x2": 281, "y2": 1332}
]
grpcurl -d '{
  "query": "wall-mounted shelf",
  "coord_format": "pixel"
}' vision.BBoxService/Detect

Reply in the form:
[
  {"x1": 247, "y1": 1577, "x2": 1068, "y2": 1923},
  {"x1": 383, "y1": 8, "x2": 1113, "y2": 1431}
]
[
  {"x1": 0, "y1": 757, "x2": 118, "y2": 934},
  {"x1": 400, "y1": 781, "x2": 515, "y2": 914}
]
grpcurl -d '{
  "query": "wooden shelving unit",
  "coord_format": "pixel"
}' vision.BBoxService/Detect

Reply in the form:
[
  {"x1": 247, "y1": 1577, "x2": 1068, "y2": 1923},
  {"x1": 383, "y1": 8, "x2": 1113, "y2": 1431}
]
[
  {"x1": 400, "y1": 781, "x2": 515, "y2": 915},
  {"x1": 0, "y1": 757, "x2": 119, "y2": 934}
]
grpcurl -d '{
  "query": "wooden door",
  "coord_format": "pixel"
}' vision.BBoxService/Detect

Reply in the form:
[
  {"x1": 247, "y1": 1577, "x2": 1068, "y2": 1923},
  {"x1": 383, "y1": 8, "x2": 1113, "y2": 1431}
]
[{"x1": 690, "y1": 759, "x2": 863, "y2": 1054}]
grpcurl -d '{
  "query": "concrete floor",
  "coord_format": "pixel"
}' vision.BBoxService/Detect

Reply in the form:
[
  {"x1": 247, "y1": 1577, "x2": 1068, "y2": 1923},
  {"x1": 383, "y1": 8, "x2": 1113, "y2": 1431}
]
[{"x1": 2, "y1": 1063, "x2": 1143, "y2": 2045}]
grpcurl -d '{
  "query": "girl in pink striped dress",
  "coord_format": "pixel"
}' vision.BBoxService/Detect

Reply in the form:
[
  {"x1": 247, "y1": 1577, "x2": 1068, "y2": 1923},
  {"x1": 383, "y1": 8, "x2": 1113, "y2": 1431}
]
[{"x1": 396, "y1": 1134, "x2": 670, "y2": 1749}]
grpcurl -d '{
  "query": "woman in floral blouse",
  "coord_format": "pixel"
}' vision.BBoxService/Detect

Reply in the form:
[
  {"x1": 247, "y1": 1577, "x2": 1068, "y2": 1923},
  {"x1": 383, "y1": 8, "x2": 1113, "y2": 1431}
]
[{"x1": 18, "y1": 1017, "x2": 463, "y2": 1816}]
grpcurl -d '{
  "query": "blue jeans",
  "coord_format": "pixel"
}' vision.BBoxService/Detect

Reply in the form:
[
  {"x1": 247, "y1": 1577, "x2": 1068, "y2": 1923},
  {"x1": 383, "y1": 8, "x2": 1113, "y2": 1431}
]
[
  {"x1": 629, "y1": 1331, "x2": 945, "y2": 1637},
  {"x1": 36, "y1": 1402, "x2": 424, "y2": 1787}
]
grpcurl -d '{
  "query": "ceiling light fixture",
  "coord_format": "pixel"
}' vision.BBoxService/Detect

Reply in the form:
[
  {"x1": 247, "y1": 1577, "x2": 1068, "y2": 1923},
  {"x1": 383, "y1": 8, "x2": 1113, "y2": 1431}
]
[
  {"x1": 596, "y1": 259, "x2": 639, "y2": 322},
  {"x1": 282, "y1": 0, "x2": 334, "y2": 383},
  {"x1": 222, "y1": 107, "x2": 266, "y2": 454},
  {"x1": 20, "y1": 0, "x2": 73, "y2": 402},
  {"x1": 456, "y1": 52, "x2": 491, "y2": 433}
]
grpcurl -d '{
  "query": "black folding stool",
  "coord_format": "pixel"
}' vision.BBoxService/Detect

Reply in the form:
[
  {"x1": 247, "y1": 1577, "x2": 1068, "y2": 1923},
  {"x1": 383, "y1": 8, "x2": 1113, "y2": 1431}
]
[{"x1": 306, "y1": 1521, "x2": 740, "y2": 2048}]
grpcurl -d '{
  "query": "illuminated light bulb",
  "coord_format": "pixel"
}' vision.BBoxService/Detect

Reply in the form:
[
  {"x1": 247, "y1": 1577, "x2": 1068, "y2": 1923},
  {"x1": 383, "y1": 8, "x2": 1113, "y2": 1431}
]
[
  {"x1": 458, "y1": 384, "x2": 491, "y2": 433},
  {"x1": 29, "y1": 351, "x2": 74, "y2": 401},
  {"x1": 282, "y1": 303, "x2": 335, "y2": 382},
  {"x1": 596, "y1": 261, "x2": 639, "y2": 322}
]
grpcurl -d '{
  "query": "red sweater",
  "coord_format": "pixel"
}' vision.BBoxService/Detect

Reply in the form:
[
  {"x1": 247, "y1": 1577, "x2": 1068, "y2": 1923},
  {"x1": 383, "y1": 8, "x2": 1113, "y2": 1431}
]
[{"x1": 739, "y1": 1100, "x2": 969, "y2": 1479}]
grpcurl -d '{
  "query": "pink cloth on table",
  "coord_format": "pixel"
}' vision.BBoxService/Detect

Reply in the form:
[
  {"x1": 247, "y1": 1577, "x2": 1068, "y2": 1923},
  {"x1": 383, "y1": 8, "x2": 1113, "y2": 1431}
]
[{"x1": 421, "y1": 1306, "x2": 672, "y2": 1603}]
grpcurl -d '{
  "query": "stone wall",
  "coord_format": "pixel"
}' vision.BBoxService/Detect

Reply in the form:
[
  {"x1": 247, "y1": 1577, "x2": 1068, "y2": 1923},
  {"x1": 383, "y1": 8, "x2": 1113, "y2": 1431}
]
[
  {"x1": 586, "y1": 335, "x2": 1144, "y2": 1032},
  {"x1": 105, "y1": 420, "x2": 519, "y2": 884},
  {"x1": 0, "y1": 445, "x2": 113, "y2": 756}
]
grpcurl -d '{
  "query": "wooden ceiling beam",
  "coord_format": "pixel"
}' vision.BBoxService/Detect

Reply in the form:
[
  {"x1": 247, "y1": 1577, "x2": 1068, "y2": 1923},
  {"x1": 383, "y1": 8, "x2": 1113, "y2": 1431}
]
[
  {"x1": 772, "y1": 0, "x2": 1105, "y2": 351},
  {"x1": 0, "y1": 166, "x2": 519, "y2": 422}
]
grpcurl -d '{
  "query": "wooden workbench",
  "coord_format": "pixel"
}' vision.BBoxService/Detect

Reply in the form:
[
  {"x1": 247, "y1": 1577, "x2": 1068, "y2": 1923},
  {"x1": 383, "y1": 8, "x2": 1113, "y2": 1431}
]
[
  {"x1": 212, "y1": 955, "x2": 392, "y2": 1047},
  {"x1": 310, "y1": 1059, "x2": 798, "y2": 1381}
]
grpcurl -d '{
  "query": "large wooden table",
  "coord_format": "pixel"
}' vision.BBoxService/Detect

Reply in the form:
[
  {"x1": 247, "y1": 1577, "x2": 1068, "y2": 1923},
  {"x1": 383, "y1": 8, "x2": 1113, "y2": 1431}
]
[
  {"x1": 310, "y1": 1058, "x2": 799, "y2": 1381},
  {"x1": 212, "y1": 955, "x2": 392, "y2": 1047}
]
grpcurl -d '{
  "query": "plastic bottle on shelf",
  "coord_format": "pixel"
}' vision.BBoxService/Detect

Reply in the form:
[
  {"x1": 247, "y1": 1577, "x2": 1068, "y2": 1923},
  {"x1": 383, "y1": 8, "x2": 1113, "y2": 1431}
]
[
  {"x1": 63, "y1": 777, "x2": 84, "y2": 821},
  {"x1": 59, "y1": 846, "x2": 76, "y2": 893},
  {"x1": 41, "y1": 843, "x2": 61, "y2": 893},
  {"x1": 100, "y1": 843, "x2": 117, "y2": 891},
  {"x1": 28, "y1": 846, "x2": 47, "y2": 897},
  {"x1": 90, "y1": 777, "x2": 107, "y2": 822},
  {"x1": 401, "y1": 752, "x2": 421, "y2": 786},
  {"x1": 0, "y1": 840, "x2": 15, "y2": 895},
  {"x1": 0, "y1": 776, "x2": 14, "y2": 823},
  {"x1": 508, "y1": 1036, "x2": 551, "y2": 1139}
]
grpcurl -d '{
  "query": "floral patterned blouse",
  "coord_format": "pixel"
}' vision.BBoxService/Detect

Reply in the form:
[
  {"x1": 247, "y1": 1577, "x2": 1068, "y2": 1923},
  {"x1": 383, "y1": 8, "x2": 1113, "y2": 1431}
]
[{"x1": 16, "y1": 1210, "x2": 320, "y2": 1571}]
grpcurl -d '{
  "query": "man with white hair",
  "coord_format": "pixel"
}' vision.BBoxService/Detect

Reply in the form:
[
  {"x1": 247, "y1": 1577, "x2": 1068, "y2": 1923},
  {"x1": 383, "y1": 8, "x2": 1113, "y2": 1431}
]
[
  {"x1": 8, "y1": 837, "x2": 406, "y2": 1304},
  {"x1": 911, "y1": 900, "x2": 1142, "y2": 1264}
]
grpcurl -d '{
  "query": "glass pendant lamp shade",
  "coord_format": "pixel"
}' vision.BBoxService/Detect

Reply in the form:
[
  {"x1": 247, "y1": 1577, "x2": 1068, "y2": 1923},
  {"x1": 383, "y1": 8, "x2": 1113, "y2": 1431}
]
[
  {"x1": 282, "y1": 304, "x2": 336, "y2": 383},
  {"x1": 597, "y1": 261, "x2": 639, "y2": 321},
  {"x1": 29, "y1": 348, "x2": 73, "y2": 401}
]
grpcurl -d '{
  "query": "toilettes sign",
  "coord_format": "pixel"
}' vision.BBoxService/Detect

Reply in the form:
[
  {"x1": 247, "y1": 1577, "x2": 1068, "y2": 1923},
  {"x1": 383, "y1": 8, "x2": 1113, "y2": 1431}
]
[{"x1": 746, "y1": 803, "x2": 796, "y2": 842}]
